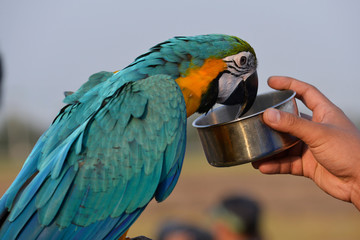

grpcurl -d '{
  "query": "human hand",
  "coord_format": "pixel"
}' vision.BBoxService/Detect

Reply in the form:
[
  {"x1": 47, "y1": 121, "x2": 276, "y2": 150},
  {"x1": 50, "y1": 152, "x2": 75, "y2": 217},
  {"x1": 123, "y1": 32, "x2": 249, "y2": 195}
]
[{"x1": 252, "y1": 76, "x2": 360, "y2": 210}]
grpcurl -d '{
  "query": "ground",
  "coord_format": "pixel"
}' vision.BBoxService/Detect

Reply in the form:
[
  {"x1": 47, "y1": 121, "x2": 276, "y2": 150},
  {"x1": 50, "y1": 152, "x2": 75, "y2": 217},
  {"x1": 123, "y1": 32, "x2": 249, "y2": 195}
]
[{"x1": 1, "y1": 150, "x2": 359, "y2": 240}]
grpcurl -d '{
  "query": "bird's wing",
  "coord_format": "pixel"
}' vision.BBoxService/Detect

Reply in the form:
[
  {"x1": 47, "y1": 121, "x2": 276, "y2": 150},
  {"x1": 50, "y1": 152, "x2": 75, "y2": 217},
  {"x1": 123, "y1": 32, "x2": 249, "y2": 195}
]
[
  {"x1": 0, "y1": 74, "x2": 187, "y2": 240},
  {"x1": 0, "y1": 71, "x2": 118, "y2": 216}
]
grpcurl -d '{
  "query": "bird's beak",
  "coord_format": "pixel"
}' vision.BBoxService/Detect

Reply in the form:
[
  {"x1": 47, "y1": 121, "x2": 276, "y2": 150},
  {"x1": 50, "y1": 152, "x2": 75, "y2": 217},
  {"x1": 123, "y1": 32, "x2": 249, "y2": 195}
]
[{"x1": 222, "y1": 71, "x2": 258, "y2": 116}]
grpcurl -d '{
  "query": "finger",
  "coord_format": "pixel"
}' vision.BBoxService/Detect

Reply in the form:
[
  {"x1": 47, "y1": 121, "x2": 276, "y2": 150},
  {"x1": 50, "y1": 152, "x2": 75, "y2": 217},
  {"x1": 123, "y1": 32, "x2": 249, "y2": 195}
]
[
  {"x1": 263, "y1": 108, "x2": 327, "y2": 147},
  {"x1": 267, "y1": 76, "x2": 333, "y2": 112},
  {"x1": 252, "y1": 155, "x2": 303, "y2": 175}
]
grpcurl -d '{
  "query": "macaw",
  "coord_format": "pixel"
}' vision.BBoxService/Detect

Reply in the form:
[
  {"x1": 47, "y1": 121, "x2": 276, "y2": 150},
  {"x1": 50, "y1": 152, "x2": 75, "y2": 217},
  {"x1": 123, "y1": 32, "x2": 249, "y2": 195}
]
[{"x1": 0, "y1": 34, "x2": 258, "y2": 239}]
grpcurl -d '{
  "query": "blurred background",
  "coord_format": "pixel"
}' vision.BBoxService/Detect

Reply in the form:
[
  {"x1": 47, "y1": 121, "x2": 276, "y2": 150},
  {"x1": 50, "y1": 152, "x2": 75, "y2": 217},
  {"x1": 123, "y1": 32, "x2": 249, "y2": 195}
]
[{"x1": 0, "y1": 0, "x2": 360, "y2": 239}]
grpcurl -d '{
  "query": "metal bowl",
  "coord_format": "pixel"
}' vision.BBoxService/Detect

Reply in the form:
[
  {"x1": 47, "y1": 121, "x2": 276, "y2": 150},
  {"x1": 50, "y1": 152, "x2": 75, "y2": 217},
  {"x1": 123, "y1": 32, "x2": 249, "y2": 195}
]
[{"x1": 192, "y1": 90, "x2": 300, "y2": 167}]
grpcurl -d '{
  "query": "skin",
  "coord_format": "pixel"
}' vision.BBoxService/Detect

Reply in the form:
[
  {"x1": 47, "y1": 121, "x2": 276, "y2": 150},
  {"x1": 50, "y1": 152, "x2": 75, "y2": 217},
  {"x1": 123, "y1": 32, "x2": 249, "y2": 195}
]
[{"x1": 252, "y1": 76, "x2": 360, "y2": 210}]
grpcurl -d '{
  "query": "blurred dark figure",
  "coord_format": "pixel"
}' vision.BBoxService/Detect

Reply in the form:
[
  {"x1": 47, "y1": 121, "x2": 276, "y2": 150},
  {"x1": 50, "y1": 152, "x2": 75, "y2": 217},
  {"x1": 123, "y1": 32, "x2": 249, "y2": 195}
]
[
  {"x1": 158, "y1": 221, "x2": 213, "y2": 240},
  {"x1": 0, "y1": 54, "x2": 2, "y2": 104},
  {"x1": 211, "y1": 195, "x2": 262, "y2": 240},
  {"x1": 131, "y1": 237, "x2": 152, "y2": 240}
]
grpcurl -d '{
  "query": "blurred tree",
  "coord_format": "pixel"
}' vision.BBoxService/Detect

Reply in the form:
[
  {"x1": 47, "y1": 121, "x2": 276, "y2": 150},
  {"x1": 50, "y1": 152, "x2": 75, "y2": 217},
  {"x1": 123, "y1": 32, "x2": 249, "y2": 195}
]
[
  {"x1": 0, "y1": 116, "x2": 42, "y2": 161},
  {"x1": 0, "y1": 55, "x2": 3, "y2": 103},
  {"x1": 0, "y1": 53, "x2": 2, "y2": 105}
]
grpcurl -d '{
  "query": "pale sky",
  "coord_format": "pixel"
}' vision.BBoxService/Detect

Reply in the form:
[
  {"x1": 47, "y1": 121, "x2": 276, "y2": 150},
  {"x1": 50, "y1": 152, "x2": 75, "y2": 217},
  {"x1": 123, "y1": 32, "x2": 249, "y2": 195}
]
[{"x1": 1, "y1": 0, "x2": 359, "y2": 128}]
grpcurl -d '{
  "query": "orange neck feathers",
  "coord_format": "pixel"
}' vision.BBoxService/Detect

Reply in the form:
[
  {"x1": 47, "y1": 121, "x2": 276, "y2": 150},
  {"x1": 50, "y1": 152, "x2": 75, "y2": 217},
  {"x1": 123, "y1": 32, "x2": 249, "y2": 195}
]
[{"x1": 175, "y1": 58, "x2": 227, "y2": 117}]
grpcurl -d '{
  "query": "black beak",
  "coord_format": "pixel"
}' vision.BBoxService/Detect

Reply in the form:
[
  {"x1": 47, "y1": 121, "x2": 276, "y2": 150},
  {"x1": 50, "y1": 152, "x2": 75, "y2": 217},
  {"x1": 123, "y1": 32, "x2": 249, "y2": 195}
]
[{"x1": 222, "y1": 71, "x2": 258, "y2": 115}]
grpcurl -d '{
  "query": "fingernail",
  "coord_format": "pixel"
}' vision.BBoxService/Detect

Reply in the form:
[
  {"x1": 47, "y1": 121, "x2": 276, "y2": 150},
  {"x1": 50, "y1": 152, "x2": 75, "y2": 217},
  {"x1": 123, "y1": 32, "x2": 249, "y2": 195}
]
[{"x1": 266, "y1": 108, "x2": 280, "y2": 123}]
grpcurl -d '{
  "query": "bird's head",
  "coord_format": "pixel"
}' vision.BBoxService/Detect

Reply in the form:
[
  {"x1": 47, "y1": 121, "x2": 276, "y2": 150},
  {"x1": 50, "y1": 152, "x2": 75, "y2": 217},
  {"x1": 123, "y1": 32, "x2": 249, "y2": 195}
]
[
  {"x1": 173, "y1": 34, "x2": 258, "y2": 117},
  {"x1": 128, "y1": 34, "x2": 258, "y2": 117}
]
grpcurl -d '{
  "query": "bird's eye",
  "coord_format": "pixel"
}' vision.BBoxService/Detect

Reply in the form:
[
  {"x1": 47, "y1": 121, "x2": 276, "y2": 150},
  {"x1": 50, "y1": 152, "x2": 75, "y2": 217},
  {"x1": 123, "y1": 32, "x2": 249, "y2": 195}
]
[{"x1": 240, "y1": 56, "x2": 247, "y2": 65}]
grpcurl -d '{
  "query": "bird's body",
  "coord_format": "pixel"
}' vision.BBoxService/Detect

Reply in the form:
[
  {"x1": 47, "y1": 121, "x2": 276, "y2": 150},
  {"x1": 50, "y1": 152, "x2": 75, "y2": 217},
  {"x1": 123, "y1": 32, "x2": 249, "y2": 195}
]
[{"x1": 0, "y1": 34, "x2": 257, "y2": 239}]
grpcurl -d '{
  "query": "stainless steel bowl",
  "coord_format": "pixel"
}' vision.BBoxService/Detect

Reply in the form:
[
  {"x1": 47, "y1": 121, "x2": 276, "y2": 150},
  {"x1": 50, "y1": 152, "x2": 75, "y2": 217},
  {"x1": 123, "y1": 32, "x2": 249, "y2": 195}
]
[{"x1": 192, "y1": 90, "x2": 300, "y2": 167}]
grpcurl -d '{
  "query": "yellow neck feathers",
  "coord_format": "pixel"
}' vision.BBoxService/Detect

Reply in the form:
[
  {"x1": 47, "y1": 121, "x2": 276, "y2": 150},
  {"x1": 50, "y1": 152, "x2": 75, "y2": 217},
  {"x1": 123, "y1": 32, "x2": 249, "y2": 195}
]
[{"x1": 175, "y1": 58, "x2": 227, "y2": 117}]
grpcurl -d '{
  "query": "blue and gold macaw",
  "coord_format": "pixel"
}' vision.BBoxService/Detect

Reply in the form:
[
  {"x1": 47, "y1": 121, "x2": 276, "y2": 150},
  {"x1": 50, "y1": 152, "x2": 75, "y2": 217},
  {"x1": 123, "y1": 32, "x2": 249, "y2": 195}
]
[{"x1": 0, "y1": 34, "x2": 258, "y2": 239}]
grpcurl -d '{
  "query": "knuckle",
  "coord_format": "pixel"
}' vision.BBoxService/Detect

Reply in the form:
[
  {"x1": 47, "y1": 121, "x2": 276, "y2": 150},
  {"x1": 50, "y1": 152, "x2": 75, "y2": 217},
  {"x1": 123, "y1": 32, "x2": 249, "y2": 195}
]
[
  {"x1": 303, "y1": 84, "x2": 317, "y2": 96},
  {"x1": 307, "y1": 83, "x2": 317, "y2": 91},
  {"x1": 283, "y1": 112, "x2": 298, "y2": 127}
]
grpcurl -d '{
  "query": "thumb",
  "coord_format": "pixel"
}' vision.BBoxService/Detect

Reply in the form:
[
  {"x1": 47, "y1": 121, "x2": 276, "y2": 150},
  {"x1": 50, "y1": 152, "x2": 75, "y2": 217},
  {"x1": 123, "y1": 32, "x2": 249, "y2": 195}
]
[{"x1": 263, "y1": 108, "x2": 325, "y2": 146}]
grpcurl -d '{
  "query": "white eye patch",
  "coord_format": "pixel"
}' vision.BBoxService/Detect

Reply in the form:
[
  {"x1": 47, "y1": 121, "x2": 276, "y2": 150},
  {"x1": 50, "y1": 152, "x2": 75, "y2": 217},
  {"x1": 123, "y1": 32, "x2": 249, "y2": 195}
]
[
  {"x1": 217, "y1": 52, "x2": 251, "y2": 103},
  {"x1": 223, "y1": 52, "x2": 252, "y2": 70}
]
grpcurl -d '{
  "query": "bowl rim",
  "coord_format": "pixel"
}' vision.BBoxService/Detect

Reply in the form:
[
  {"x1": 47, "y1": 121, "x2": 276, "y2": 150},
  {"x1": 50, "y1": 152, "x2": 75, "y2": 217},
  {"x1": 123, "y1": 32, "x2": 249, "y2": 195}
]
[{"x1": 192, "y1": 89, "x2": 296, "y2": 129}]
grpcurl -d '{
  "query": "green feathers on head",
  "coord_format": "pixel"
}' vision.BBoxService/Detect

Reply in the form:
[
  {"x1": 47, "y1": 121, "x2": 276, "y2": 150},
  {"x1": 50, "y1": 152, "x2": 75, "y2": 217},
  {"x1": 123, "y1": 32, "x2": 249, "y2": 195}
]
[
  {"x1": 228, "y1": 35, "x2": 256, "y2": 59},
  {"x1": 132, "y1": 34, "x2": 256, "y2": 64}
]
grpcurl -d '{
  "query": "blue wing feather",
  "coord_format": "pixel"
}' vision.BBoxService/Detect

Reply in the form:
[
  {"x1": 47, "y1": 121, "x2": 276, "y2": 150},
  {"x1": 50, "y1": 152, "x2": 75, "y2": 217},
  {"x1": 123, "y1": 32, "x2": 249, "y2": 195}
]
[
  {"x1": 8, "y1": 160, "x2": 54, "y2": 221},
  {"x1": 16, "y1": 213, "x2": 43, "y2": 240},
  {"x1": 37, "y1": 166, "x2": 76, "y2": 225},
  {"x1": 2, "y1": 137, "x2": 44, "y2": 210},
  {"x1": 0, "y1": 197, "x2": 37, "y2": 240},
  {"x1": 35, "y1": 164, "x2": 73, "y2": 209},
  {"x1": 104, "y1": 208, "x2": 145, "y2": 240}
]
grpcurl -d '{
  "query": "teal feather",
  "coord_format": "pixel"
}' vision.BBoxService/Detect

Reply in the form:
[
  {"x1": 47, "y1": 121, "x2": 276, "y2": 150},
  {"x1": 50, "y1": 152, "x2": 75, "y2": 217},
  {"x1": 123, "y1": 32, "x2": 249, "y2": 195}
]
[
  {"x1": 16, "y1": 212, "x2": 43, "y2": 239},
  {"x1": 95, "y1": 109, "x2": 118, "y2": 133},
  {"x1": 35, "y1": 164, "x2": 71, "y2": 209},
  {"x1": 55, "y1": 185, "x2": 86, "y2": 227},
  {"x1": 50, "y1": 140, "x2": 74, "y2": 178},
  {"x1": 3, "y1": 136, "x2": 44, "y2": 210},
  {"x1": 179, "y1": 61, "x2": 191, "y2": 76},
  {"x1": 138, "y1": 163, "x2": 163, "y2": 207},
  {"x1": 75, "y1": 130, "x2": 85, "y2": 154},
  {"x1": 63, "y1": 71, "x2": 114, "y2": 104},
  {"x1": 38, "y1": 166, "x2": 76, "y2": 225},
  {"x1": 0, "y1": 198, "x2": 37, "y2": 239},
  {"x1": 111, "y1": 177, "x2": 140, "y2": 217},
  {"x1": 8, "y1": 160, "x2": 54, "y2": 222},
  {"x1": 163, "y1": 62, "x2": 179, "y2": 75},
  {"x1": 100, "y1": 180, "x2": 127, "y2": 219},
  {"x1": 125, "y1": 169, "x2": 148, "y2": 213}
]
